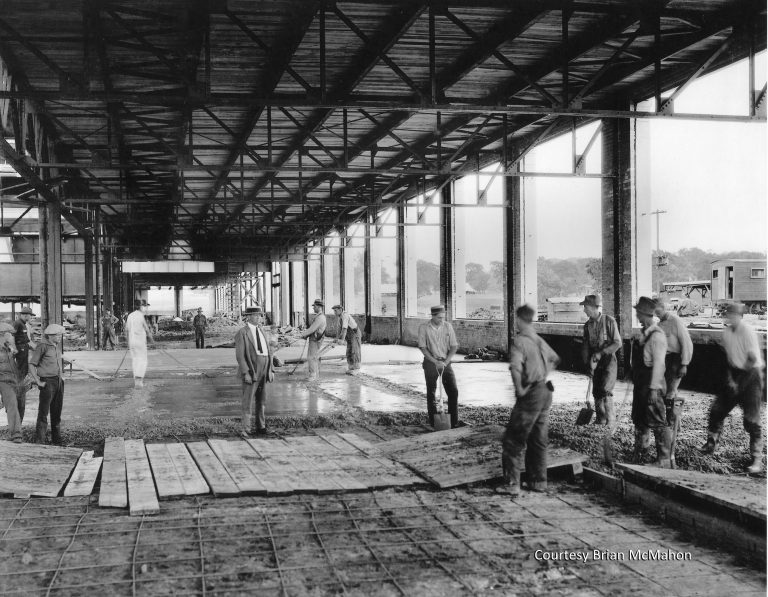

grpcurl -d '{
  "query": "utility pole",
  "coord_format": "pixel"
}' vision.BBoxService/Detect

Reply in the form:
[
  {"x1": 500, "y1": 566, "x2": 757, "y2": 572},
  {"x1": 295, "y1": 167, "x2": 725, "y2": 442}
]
[{"x1": 642, "y1": 209, "x2": 668, "y2": 291}]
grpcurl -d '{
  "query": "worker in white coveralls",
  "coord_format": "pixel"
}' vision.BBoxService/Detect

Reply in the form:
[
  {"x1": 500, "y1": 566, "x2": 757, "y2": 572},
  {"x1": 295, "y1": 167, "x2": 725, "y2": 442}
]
[
  {"x1": 300, "y1": 299, "x2": 327, "y2": 382},
  {"x1": 332, "y1": 304, "x2": 362, "y2": 375},
  {"x1": 125, "y1": 300, "x2": 154, "y2": 388}
]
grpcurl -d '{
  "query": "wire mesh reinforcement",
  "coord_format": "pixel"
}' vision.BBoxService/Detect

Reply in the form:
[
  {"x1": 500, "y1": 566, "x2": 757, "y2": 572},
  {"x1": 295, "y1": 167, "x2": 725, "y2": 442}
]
[{"x1": 0, "y1": 487, "x2": 764, "y2": 596}]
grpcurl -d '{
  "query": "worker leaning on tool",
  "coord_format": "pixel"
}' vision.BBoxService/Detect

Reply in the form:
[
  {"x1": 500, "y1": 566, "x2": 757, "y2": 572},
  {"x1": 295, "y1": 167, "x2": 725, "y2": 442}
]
[
  {"x1": 300, "y1": 299, "x2": 327, "y2": 382},
  {"x1": 28, "y1": 323, "x2": 67, "y2": 445},
  {"x1": 700, "y1": 302, "x2": 765, "y2": 474},
  {"x1": 332, "y1": 304, "x2": 362, "y2": 375},
  {"x1": 0, "y1": 322, "x2": 25, "y2": 443},
  {"x1": 630, "y1": 296, "x2": 671, "y2": 468},
  {"x1": 101, "y1": 309, "x2": 119, "y2": 350},
  {"x1": 580, "y1": 294, "x2": 622, "y2": 427},
  {"x1": 418, "y1": 305, "x2": 460, "y2": 428},
  {"x1": 654, "y1": 298, "x2": 693, "y2": 469},
  {"x1": 501, "y1": 304, "x2": 560, "y2": 497}
]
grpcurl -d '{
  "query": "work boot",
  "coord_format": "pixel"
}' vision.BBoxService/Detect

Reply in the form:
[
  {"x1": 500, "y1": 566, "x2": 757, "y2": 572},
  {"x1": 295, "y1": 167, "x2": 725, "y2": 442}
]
[
  {"x1": 35, "y1": 421, "x2": 48, "y2": 444},
  {"x1": 632, "y1": 428, "x2": 651, "y2": 463},
  {"x1": 653, "y1": 427, "x2": 673, "y2": 468},
  {"x1": 746, "y1": 453, "x2": 763, "y2": 475},
  {"x1": 51, "y1": 426, "x2": 62, "y2": 446},
  {"x1": 699, "y1": 431, "x2": 720, "y2": 455}
]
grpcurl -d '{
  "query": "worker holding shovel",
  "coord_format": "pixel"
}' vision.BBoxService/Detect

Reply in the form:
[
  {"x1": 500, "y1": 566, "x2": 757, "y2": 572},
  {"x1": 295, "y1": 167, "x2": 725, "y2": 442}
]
[
  {"x1": 418, "y1": 305, "x2": 460, "y2": 428},
  {"x1": 300, "y1": 299, "x2": 327, "y2": 382},
  {"x1": 580, "y1": 295, "x2": 622, "y2": 426}
]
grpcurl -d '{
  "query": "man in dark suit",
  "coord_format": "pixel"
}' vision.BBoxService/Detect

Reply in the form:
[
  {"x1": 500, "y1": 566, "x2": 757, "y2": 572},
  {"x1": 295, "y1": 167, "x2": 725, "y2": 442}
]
[{"x1": 234, "y1": 305, "x2": 275, "y2": 437}]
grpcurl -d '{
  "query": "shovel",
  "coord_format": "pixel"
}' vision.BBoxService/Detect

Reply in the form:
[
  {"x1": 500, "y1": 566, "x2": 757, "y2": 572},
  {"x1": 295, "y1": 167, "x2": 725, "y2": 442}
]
[
  {"x1": 433, "y1": 369, "x2": 451, "y2": 431},
  {"x1": 575, "y1": 377, "x2": 594, "y2": 426}
]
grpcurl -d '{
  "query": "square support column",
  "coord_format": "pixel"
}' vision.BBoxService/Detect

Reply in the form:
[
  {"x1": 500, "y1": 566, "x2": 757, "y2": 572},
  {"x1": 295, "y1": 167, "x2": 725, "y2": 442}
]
[
  {"x1": 601, "y1": 117, "x2": 634, "y2": 336},
  {"x1": 440, "y1": 183, "x2": 453, "y2": 319},
  {"x1": 84, "y1": 235, "x2": 95, "y2": 348},
  {"x1": 39, "y1": 201, "x2": 63, "y2": 329},
  {"x1": 505, "y1": 175, "x2": 522, "y2": 351},
  {"x1": 397, "y1": 204, "x2": 406, "y2": 341}
]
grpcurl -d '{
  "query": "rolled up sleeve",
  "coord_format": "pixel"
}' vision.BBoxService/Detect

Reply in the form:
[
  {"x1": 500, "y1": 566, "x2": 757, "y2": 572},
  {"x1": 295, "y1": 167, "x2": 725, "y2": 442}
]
[{"x1": 649, "y1": 334, "x2": 667, "y2": 390}]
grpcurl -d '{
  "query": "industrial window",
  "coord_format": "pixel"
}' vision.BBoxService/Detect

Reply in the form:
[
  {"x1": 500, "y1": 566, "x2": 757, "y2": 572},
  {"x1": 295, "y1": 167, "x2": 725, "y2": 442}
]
[
  {"x1": 343, "y1": 224, "x2": 365, "y2": 314},
  {"x1": 370, "y1": 208, "x2": 398, "y2": 317},
  {"x1": 452, "y1": 166, "x2": 505, "y2": 320},
  {"x1": 307, "y1": 242, "x2": 322, "y2": 304},
  {"x1": 404, "y1": 193, "x2": 441, "y2": 318},
  {"x1": 751, "y1": 268, "x2": 765, "y2": 278},
  {"x1": 712, "y1": 270, "x2": 719, "y2": 278},
  {"x1": 323, "y1": 232, "x2": 341, "y2": 309}
]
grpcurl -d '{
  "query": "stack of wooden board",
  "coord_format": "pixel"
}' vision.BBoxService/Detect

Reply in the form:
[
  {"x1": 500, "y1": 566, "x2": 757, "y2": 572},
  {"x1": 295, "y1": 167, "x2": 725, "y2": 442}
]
[
  {"x1": 0, "y1": 441, "x2": 84, "y2": 498},
  {"x1": 376, "y1": 425, "x2": 589, "y2": 489}
]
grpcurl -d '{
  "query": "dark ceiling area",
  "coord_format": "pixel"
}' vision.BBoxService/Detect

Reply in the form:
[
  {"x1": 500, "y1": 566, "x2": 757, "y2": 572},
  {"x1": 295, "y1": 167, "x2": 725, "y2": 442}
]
[{"x1": 0, "y1": 0, "x2": 764, "y2": 262}]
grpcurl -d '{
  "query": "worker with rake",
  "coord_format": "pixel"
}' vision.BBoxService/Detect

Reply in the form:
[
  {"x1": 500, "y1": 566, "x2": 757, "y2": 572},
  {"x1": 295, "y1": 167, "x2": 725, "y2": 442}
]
[
  {"x1": 300, "y1": 299, "x2": 327, "y2": 382},
  {"x1": 332, "y1": 304, "x2": 362, "y2": 375},
  {"x1": 235, "y1": 305, "x2": 276, "y2": 438},
  {"x1": 631, "y1": 296, "x2": 672, "y2": 468},
  {"x1": 125, "y1": 300, "x2": 154, "y2": 388},
  {"x1": 501, "y1": 304, "x2": 560, "y2": 497},
  {"x1": 580, "y1": 294, "x2": 622, "y2": 426}
]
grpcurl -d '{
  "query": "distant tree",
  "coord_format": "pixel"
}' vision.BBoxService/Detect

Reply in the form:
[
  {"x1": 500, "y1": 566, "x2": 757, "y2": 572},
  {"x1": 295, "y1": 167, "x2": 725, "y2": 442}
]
[
  {"x1": 586, "y1": 258, "x2": 602, "y2": 295},
  {"x1": 489, "y1": 260, "x2": 505, "y2": 291},
  {"x1": 465, "y1": 262, "x2": 491, "y2": 293},
  {"x1": 416, "y1": 260, "x2": 440, "y2": 297}
]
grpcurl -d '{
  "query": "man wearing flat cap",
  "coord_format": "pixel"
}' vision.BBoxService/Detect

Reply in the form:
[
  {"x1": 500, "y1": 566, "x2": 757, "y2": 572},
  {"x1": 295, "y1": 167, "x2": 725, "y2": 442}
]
[
  {"x1": 580, "y1": 295, "x2": 621, "y2": 426},
  {"x1": 332, "y1": 304, "x2": 362, "y2": 375},
  {"x1": 654, "y1": 298, "x2": 693, "y2": 468},
  {"x1": 300, "y1": 299, "x2": 327, "y2": 382},
  {"x1": 193, "y1": 307, "x2": 207, "y2": 349},
  {"x1": 631, "y1": 296, "x2": 672, "y2": 467},
  {"x1": 700, "y1": 302, "x2": 765, "y2": 474},
  {"x1": 0, "y1": 322, "x2": 25, "y2": 442},
  {"x1": 235, "y1": 305, "x2": 276, "y2": 437},
  {"x1": 28, "y1": 323, "x2": 67, "y2": 444},
  {"x1": 418, "y1": 305, "x2": 460, "y2": 428}
]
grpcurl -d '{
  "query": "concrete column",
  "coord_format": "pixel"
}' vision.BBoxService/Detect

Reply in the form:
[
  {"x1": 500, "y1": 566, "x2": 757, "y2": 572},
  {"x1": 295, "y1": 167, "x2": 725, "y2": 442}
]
[
  {"x1": 397, "y1": 204, "x2": 406, "y2": 340},
  {"x1": 84, "y1": 235, "x2": 95, "y2": 348},
  {"x1": 174, "y1": 286, "x2": 182, "y2": 317},
  {"x1": 39, "y1": 201, "x2": 63, "y2": 328},
  {"x1": 440, "y1": 184, "x2": 453, "y2": 319},
  {"x1": 505, "y1": 174, "x2": 522, "y2": 352},
  {"x1": 601, "y1": 117, "x2": 634, "y2": 337},
  {"x1": 363, "y1": 213, "x2": 371, "y2": 332}
]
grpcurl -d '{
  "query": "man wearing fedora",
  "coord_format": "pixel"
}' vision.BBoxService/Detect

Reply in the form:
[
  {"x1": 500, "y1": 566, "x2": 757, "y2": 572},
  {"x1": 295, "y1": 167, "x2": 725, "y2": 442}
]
[
  {"x1": 193, "y1": 307, "x2": 207, "y2": 349},
  {"x1": 654, "y1": 298, "x2": 694, "y2": 468},
  {"x1": 12, "y1": 306, "x2": 35, "y2": 409},
  {"x1": 580, "y1": 295, "x2": 622, "y2": 426},
  {"x1": 332, "y1": 304, "x2": 362, "y2": 375},
  {"x1": 418, "y1": 305, "x2": 460, "y2": 428},
  {"x1": 700, "y1": 302, "x2": 764, "y2": 474},
  {"x1": 631, "y1": 296, "x2": 672, "y2": 467},
  {"x1": 125, "y1": 300, "x2": 154, "y2": 388},
  {"x1": 235, "y1": 305, "x2": 276, "y2": 437},
  {"x1": 28, "y1": 323, "x2": 67, "y2": 444},
  {"x1": 300, "y1": 299, "x2": 327, "y2": 382}
]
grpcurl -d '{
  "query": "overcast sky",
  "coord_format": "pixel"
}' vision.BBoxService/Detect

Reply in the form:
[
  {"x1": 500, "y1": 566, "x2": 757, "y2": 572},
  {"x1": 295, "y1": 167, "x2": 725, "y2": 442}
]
[{"x1": 533, "y1": 53, "x2": 767, "y2": 259}]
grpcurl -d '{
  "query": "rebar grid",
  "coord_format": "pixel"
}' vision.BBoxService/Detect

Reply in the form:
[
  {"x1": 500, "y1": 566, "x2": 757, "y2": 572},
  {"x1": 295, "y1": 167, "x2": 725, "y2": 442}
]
[{"x1": 1, "y1": 488, "x2": 758, "y2": 596}]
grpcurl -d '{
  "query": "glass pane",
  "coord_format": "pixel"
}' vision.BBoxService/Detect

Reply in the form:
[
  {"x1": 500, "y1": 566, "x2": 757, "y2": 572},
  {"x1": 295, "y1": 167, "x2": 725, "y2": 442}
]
[
  {"x1": 344, "y1": 224, "x2": 366, "y2": 314},
  {"x1": 324, "y1": 232, "x2": 341, "y2": 309},
  {"x1": 371, "y1": 208, "x2": 398, "y2": 317},
  {"x1": 405, "y1": 194, "x2": 441, "y2": 317}
]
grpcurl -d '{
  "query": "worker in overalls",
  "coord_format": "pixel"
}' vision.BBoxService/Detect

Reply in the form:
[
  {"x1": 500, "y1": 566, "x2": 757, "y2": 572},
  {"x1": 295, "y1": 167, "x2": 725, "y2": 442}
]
[
  {"x1": 631, "y1": 296, "x2": 672, "y2": 467},
  {"x1": 300, "y1": 299, "x2": 327, "y2": 382},
  {"x1": 580, "y1": 295, "x2": 622, "y2": 426},
  {"x1": 654, "y1": 298, "x2": 693, "y2": 468},
  {"x1": 332, "y1": 304, "x2": 362, "y2": 375}
]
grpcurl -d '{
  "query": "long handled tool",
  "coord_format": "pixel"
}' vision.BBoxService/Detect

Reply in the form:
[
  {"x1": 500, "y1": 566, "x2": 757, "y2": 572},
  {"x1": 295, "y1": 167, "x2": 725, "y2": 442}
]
[
  {"x1": 575, "y1": 377, "x2": 595, "y2": 425},
  {"x1": 158, "y1": 348, "x2": 214, "y2": 378},
  {"x1": 66, "y1": 358, "x2": 105, "y2": 381},
  {"x1": 287, "y1": 339, "x2": 308, "y2": 375},
  {"x1": 433, "y1": 369, "x2": 451, "y2": 431},
  {"x1": 109, "y1": 349, "x2": 130, "y2": 381},
  {"x1": 603, "y1": 377, "x2": 633, "y2": 468}
]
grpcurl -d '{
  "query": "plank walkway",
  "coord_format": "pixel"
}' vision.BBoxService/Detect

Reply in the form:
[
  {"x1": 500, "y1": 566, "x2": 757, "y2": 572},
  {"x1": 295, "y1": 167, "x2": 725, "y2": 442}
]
[
  {"x1": 0, "y1": 441, "x2": 83, "y2": 498},
  {"x1": 377, "y1": 425, "x2": 589, "y2": 488}
]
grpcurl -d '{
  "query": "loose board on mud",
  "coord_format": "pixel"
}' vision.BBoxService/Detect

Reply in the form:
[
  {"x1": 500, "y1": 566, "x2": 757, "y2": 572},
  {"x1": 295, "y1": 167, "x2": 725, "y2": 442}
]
[
  {"x1": 376, "y1": 426, "x2": 588, "y2": 489},
  {"x1": 0, "y1": 441, "x2": 83, "y2": 498}
]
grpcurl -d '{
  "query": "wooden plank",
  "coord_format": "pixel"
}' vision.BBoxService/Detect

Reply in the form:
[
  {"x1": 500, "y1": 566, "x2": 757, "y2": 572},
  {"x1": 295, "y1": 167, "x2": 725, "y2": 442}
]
[
  {"x1": 0, "y1": 441, "x2": 83, "y2": 498},
  {"x1": 247, "y1": 439, "x2": 314, "y2": 493},
  {"x1": 63, "y1": 451, "x2": 103, "y2": 497},
  {"x1": 336, "y1": 432, "x2": 383, "y2": 456},
  {"x1": 146, "y1": 443, "x2": 185, "y2": 500},
  {"x1": 99, "y1": 437, "x2": 128, "y2": 508},
  {"x1": 124, "y1": 439, "x2": 160, "y2": 516},
  {"x1": 186, "y1": 442, "x2": 239, "y2": 497},
  {"x1": 316, "y1": 432, "x2": 367, "y2": 455},
  {"x1": 208, "y1": 439, "x2": 267, "y2": 495},
  {"x1": 374, "y1": 427, "x2": 476, "y2": 455},
  {"x1": 165, "y1": 443, "x2": 209, "y2": 496},
  {"x1": 228, "y1": 440, "x2": 293, "y2": 495}
]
